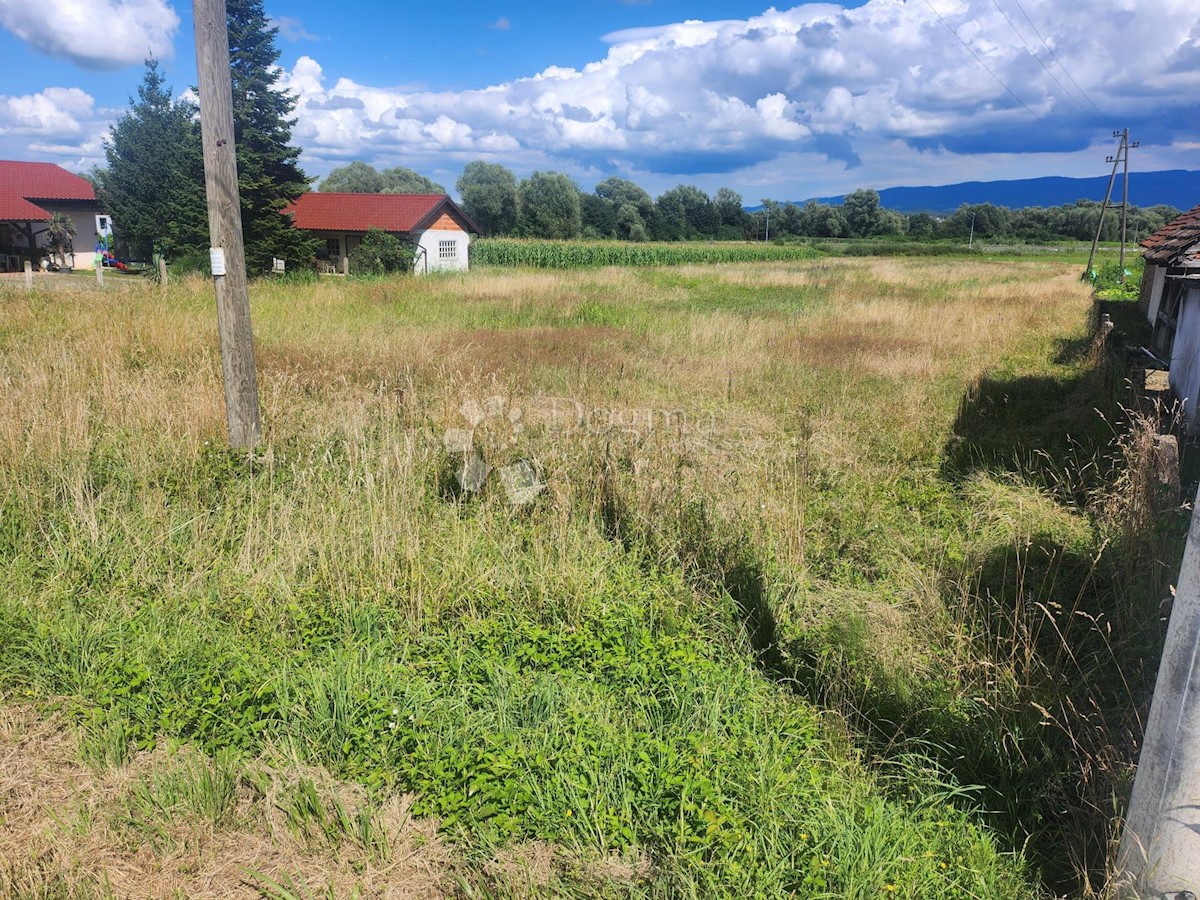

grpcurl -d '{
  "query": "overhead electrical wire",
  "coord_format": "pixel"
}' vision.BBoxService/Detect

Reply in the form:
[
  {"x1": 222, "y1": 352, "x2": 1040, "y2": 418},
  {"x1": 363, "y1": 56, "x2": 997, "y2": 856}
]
[
  {"x1": 921, "y1": 0, "x2": 1049, "y2": 125},
  {"x1": 1007, "y1": 0, "x2": 1107, "y2": 118},
  {"x1": 987, "y1": 0, "x2": 1096, "y2": 119}
]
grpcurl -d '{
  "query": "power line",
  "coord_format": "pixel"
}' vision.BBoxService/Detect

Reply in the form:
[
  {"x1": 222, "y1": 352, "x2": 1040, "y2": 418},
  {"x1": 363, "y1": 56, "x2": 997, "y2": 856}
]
[
  {"x1": 988, "y1": 0, "x2": 1095, "y2": 119},
  {"x1": 922, "y1": 0, "x2": 1049, "y2": 125},
  {"x1": 1007, "y1": 0, "x2": 1107, "y2": 118}
]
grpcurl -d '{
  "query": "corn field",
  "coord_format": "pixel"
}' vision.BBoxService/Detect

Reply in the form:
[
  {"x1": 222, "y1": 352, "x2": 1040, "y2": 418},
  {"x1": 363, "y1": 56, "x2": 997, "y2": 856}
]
[{"x1": 471, "y1": 238, "x2": 821, "y2": 269}]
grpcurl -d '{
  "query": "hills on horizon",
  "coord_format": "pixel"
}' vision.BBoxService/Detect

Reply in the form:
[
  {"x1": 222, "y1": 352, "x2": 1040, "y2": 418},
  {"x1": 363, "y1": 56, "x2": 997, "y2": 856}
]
[{"x1": 787, "y1": 169, "x2": 1199, "y2": 214}]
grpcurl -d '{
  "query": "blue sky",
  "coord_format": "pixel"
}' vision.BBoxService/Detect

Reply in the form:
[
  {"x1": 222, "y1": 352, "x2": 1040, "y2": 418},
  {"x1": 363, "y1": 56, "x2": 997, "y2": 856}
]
[{"x1": 1, "y1": 0, "x2": 1197, "y2": 202}]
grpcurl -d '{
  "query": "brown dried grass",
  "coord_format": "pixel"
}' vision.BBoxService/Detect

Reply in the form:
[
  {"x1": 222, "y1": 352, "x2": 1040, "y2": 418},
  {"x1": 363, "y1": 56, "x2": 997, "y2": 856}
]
[{"x1": 0, "y1": 707, "x2": 452, "y2": 899}]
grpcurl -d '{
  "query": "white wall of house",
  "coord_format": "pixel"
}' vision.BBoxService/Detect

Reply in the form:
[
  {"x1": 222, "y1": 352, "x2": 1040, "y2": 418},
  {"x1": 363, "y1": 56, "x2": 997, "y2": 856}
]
[
  {"x1": 1169, "y1": 283, "x2": 1200, "y2": 427},
  {"x1": 6, "y1": 208, "x2": 109, "y2": 269},
  {"x1": 414, "y1": 228, "x2": 470, "y2": 273},
  {"x1": 312, "y1": 227, "x2": 471, "y2": 275}
]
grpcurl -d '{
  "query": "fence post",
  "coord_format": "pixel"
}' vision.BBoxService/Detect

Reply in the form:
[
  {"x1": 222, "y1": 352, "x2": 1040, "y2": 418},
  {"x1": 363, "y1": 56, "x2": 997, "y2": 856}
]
[
  {"x1": 95, "y1": 260, "x2": 104, "y2": 287},
  {"x1": 23, "y1": 260, "x2": 32, "y2": 291}
]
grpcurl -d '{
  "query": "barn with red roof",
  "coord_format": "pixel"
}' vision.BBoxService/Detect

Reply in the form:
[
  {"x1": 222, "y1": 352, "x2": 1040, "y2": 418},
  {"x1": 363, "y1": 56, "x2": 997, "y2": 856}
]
[
  {"x1": 284, "y1": 192, "x2": 480, "y2": 274},
  {"x1": 0, "y1": 160, "x2": 109, "y2": 272}
]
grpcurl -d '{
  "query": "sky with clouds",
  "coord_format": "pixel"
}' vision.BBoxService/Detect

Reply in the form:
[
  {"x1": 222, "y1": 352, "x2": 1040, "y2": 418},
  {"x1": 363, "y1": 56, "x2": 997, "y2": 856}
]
[{"x1": 0, "y1": 0, "x2": 1196, "y2": 201}]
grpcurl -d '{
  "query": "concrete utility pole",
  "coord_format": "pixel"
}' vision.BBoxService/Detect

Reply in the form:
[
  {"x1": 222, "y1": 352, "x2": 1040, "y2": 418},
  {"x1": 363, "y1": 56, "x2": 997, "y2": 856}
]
[
  {"x1": 193, "y1": 0, "x2": 261, "y2": 449},
  {"x1": 1119, "y1": 127, "x2": 1139, "y2": 281},
  {"x1": 1087, "y1": 129, "x2": 1137, "y2": 282},
  {"x1": 1117, "y1": 485, "x2": 1200, "y2": 895}
]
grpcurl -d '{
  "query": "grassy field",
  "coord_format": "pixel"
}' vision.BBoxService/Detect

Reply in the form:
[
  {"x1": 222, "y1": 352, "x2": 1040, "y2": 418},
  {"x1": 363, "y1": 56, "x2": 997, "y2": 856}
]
[{"x1": 0, "y1": 257, "x2": 1179, "y2": 898}]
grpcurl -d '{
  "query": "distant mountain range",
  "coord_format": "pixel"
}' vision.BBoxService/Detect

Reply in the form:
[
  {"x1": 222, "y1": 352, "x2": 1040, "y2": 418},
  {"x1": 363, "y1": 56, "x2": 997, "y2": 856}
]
[{"x1": 786, "y1": 169, "x2": 1199, "y2": 213}]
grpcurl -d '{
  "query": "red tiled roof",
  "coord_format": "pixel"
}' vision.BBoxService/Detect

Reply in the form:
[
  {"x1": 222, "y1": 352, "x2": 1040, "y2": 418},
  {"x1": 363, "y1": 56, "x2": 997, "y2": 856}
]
[
  {"x1": 283, "y1": 192, "x2": 478, "y2": 234},
  {"x1": 1141, "y1": 204, "x2": 1200, "y2": 266},
  {"x1": 0, "y1": 160, "x2": 96, "y2": 222},
  {"x1": 0, "y1": 194, "x2": 55, "y2": 221}
]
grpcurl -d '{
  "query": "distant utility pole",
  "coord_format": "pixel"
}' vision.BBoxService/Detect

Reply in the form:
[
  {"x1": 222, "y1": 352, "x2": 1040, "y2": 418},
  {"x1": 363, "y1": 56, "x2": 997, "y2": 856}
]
[
  {"x1": 1086, "y1": 128, "x2": 1138, "y2": 283},
  {"x1": 968, "y1": 212, "x2": 976, "y2": 250},
  {"x1": 765, "y1": 204, "x2": 770, "y2": 242},
  {"x1": 193, "y1": 0, "x2": 261, "y2": 450}
]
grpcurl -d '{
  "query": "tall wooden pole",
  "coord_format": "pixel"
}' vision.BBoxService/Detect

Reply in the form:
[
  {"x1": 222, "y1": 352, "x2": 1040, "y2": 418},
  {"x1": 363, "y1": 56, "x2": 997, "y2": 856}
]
[{"x1": 193, "y1": 0, "x2": 261, "y2": 449}]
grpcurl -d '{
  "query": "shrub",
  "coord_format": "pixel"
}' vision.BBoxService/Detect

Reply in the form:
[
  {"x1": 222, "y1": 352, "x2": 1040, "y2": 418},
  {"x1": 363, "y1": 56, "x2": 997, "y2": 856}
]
[{"x1": 349, "y1": 228, "x2": 415, "y2": 276}]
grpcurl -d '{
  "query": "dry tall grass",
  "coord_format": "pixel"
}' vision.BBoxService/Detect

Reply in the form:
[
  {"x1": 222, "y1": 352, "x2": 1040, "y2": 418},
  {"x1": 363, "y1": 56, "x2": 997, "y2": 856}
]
[{"x1": 0, "y1": 256, "x2": 1117, "y2": 896}]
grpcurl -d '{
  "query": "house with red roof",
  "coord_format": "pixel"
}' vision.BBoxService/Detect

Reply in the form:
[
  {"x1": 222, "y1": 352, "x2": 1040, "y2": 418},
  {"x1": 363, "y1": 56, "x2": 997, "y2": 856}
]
[
  {"x1": 283, "y1": 192, "x2": 480, "y2": 274},
  {"x1": 1139, "y1": 205, "x2": 1200, "y2": 424},
  {"x1": 0, "y1": 160, "x2": 109, "y2": 272}
]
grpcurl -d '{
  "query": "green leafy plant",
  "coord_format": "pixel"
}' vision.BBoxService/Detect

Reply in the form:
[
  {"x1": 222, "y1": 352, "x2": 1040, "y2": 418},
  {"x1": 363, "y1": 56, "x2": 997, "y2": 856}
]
[{"x1": 348, "y1": 228, "x2": 415, "y2": 276}]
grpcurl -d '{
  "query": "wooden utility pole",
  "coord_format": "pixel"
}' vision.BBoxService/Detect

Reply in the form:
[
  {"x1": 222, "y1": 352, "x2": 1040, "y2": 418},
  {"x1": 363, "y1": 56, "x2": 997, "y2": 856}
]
[{"x1": 193, "y1": 0, "x2": 261, "y2": 449}]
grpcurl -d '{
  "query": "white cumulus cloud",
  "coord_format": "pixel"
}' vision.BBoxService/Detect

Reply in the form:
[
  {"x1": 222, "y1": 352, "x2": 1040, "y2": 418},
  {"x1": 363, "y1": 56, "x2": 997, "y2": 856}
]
[
  {"x1": 0, "y1": 0, "x2": 179, "y2": 70},
  {"x1": 279, "y1": 0, "x2": 1200, "y2": 195},
  {"x1": 0, "y1": 86, "x2": 114, "y2": 169}
]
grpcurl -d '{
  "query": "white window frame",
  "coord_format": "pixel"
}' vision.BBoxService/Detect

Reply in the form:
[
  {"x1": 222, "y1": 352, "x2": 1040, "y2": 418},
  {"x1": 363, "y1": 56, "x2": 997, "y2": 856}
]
[{"x1": 438, "y1": 239, "x2": 457, "y2": 261}]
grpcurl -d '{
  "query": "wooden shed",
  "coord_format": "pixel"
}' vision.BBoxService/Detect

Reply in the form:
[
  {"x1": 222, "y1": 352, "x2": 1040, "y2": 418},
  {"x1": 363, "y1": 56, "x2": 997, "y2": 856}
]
[{"x1": 1140, "y1": 205, "x2": 1200, "y2": 424}]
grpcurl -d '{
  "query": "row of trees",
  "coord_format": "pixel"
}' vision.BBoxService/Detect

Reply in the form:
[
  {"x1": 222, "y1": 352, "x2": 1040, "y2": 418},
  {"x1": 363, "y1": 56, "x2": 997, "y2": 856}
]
[
  {"x1": 96, "y1": 2, "x2": 1180, "y2": 270},
  {"x1": 95, "y1": 0, "x2": 313, "y2": 271},
  {"x1": 450, "y1": 164, "x2": 898, "y2": 242},
  {"x1": 445, "y1": 163, "x2": 1180, "y2": 244}
]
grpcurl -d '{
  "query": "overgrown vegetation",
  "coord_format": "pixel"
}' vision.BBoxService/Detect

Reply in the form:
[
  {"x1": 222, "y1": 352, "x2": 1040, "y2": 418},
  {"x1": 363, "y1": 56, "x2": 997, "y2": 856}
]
[
  {"x1": 348, "y1": 227, "x2": 415, "y2": 276},
  {"x1": 0, "y1": 256, "x2": 1183, "y2": 897}
]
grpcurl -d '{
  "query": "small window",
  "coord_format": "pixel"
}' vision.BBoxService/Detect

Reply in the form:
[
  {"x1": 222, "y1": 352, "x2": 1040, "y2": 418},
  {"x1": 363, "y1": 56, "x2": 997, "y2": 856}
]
[
  {"x1": 325, "y1": 237, "x2": 341, "y2": 258},
  {"x1": 439, "y1": 240, "x2": 457, "y2": 260}
]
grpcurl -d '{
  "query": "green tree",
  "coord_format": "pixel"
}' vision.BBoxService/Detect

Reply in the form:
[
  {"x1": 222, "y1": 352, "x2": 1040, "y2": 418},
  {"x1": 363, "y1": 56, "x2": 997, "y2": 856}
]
[
  {"x1": 349, "y1": 227, "x2": 414, "y2": 275},
  {"x1": 46, "y1": 212, "x2": 76, "y2": 268},
  {"x1": 843, "y1": 189, "x2": 885, "y2": 238},
  {"x1": 796, "y1": 201, "x2": 847, "y2": 237},
  {"x1": 456, "y1": 161, "x2": 518, "y2": 236},
  {"x1": 907, "y1": 212, "x2": 936, "y2": 238},
  {"x1": 581, "y1": 193, "x2": 617, "y2": 238},
  {"x1": 655, "y1": 185, "x2": 717, "y2": 239},
  {"x1": 226, "y1": 0, "x2": 316, "y2": 272},
  {"x1": 320, "y1": 162, "x2": 443, "y2": 194},
  {"x1": 99, "y1": 59, "x2": 208, "y2": 261},
  {"x1": 616, "y1": 203, "x2": 648, "y2": 241},
  {"x1": 380, "y1": 166, "x2": 444, "y2": 194},
  {"x1": 320, "y1": 161, "x2": 384, "y2": 193},
  {"x1": 714, "y1": 187, "x2": 745, "y2": 231},
  {"x1": 595, "y1": 177, "x2": 655, "y2": 223},
  {"x1": 518, "y1": 171, "x2": 581, "y2": 239}
]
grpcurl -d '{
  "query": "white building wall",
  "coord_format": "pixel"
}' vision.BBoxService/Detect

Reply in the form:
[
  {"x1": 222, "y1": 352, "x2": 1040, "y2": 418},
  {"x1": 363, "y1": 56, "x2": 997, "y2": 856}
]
[
  {"x1": 414, "y1": 229, "x2": 470, "y2": 273},
  {"x1": 1169, "y1": 284, "x2": 1200, "y2": 427},
  {"x1": 7, "y1": 207, "x2": 104, "y2": 269}
]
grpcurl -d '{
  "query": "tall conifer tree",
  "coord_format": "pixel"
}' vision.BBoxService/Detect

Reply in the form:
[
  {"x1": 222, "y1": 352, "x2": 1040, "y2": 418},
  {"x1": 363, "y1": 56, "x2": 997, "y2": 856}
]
[
  {"x1": 226, "y1": 0, "x2": 316, "y2": 272},
  {"x1": 101, "y1": 60, "x2": 207, "y2": 260}
]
